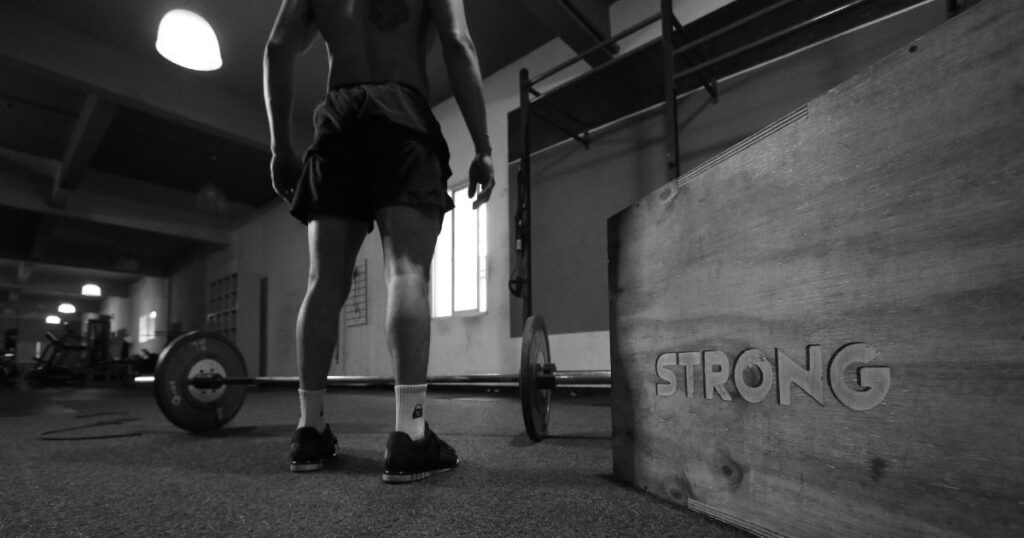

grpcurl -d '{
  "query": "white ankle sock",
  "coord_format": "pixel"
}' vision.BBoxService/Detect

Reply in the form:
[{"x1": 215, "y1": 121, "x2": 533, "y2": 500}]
[
  {"x1": 298, "y1": 389, "x2": 326, "y2": 432},
  {"x1": 394, "y1": 384, "x2": 427, "y2": 441}
]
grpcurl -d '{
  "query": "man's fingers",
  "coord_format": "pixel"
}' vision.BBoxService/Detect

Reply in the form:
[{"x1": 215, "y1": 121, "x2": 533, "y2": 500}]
[
  {"x1": 472, "y1": 194, "x2": 487, "y2": 210},
  {"x1": 472, "y1": 179, "x2": 495, "y2": 209}
]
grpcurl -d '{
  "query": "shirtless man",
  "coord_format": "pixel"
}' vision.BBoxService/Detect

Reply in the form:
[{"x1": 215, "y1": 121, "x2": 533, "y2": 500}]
[{"x1": 263, "y1": 0, "x2": 494, "y2": 482}]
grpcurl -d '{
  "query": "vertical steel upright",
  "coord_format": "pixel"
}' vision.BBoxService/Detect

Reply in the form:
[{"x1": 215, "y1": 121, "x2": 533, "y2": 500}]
[
  {"x1": 661, "y1": 0, "x2": 680, "y2": 181},
  {"x1": 519, "y1": 68, "x2": 533, "y2": 326}
]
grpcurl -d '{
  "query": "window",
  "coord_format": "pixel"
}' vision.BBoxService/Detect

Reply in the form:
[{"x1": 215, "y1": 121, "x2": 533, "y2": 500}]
[
  {"x1": 432, "y1": 185, "x2": 487, "y2": 317},
  {"x1": 138, "y1": 311, "x2": 157, "y2": 343}
]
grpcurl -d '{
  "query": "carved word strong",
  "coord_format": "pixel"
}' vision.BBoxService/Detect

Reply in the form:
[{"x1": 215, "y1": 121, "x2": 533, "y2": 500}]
[{"x1": 654, "y1": 343, "x2": 890, "y2": 411}]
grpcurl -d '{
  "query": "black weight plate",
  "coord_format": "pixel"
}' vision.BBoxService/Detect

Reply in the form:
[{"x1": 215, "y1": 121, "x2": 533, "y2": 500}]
[
  {"x1": 154, "y1": 331, "x2": 247, "y2": 432},
  {"x1": 520, "y1": 315, "x2": 551, "y2": 441}
]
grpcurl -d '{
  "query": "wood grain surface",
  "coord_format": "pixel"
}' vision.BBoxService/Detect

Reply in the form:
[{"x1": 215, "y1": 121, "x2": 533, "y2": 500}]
[{"x1": 609, "y1": 1, "x2": 1024, "y2": 536}]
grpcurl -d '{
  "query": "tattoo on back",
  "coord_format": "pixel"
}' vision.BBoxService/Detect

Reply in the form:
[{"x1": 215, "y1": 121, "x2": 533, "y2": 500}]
[{"x1": 369, "y1": 0, "x2": 410, "y2": 32}]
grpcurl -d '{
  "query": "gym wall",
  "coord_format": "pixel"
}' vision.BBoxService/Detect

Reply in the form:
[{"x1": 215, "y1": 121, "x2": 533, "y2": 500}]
[
  {"x1": 508, "y1": 2, "x2": 948, "y2": 354},
  {"x1": 227, "y1": 206, "x2": 309, "y2": 377},
  {"x1": 168, "y1": 255, "x2": 208, "y2": 336},
  {"x1": 99, "y1": 296, "x2": 130, "y2": 338},
  {"x1": 128, "y1": 276, "x2": 167, "y2": 355}
]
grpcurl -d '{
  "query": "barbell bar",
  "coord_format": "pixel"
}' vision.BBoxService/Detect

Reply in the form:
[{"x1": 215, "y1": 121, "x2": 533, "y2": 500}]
[
  {"x1": 135, "y1": 315, "x2": 610, "y2": 441},
  {"x1": 184, "y1": 371, "x2": 613, "y2": 390}
]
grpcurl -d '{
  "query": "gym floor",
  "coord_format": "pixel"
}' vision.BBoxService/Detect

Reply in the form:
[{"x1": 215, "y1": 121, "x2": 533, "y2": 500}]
[{"x1": 0, "y1": 384, "x2": 748, "y2": 537}]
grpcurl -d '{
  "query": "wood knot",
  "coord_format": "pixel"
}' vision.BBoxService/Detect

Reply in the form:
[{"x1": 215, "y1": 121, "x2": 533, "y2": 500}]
[
  {"x1": 668, "y1": 475, "x2": 693, "y2": 501},
  {"x1": 870, "y1": 457, "x2": 886, "y2": 482},
  {"x1": 714, "y1": 451, "x2": 745, "y2": 489},
  {"x1": 658, "y1": 185, "x2": 677, "y2": 203}
]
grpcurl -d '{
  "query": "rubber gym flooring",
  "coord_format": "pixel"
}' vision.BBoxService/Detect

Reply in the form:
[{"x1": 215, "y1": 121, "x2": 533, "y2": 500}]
[{"x1": 0, "y1": 384, "x2": 748, "y2": 537}]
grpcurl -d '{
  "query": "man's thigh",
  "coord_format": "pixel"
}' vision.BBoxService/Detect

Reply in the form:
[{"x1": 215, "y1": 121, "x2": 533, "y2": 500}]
[{"x1": 307, "y1": 216, "x2": 368, "y2": 281}]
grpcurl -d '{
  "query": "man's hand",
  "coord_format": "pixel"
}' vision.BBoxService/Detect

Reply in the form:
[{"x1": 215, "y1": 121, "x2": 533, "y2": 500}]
[
  {"x1": 270, "y1": 151, "x2": 302, "y2": 203},
  {"x1": 468, "y1": 153, "x2": 495, "y2": 209}
]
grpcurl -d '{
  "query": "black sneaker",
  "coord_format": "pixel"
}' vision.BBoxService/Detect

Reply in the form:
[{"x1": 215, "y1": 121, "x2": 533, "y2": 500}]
[
  {"x1": 381, "y1": 425, "x2": 459, "y2": 483},
  {"x1": 289, "y1": 424, "x2": 339, "y2": 472}
]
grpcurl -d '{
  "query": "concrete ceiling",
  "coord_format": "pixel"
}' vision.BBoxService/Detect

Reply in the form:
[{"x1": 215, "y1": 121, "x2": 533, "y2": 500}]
[{"x1": 0, "y1": 0, "x2": 617, "y2": 323}]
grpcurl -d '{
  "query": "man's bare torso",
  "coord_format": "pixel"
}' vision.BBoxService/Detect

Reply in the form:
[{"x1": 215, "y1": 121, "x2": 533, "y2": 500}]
[{"x1": 309, "y1": 0, "x2": 433, "y2": 96}]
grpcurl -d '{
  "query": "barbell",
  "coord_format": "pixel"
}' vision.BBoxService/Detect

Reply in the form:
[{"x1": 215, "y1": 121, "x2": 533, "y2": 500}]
[{"x1": 135, "y1": 315, "x2": 610, "y2": 441}]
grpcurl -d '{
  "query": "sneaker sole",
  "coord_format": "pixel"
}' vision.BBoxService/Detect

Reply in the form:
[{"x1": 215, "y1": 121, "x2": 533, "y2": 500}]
[
  {"x1": 381, "y1": 463, "x2": 458, "y2": 484},
  {"x1": 290, "y1": 460, "x2": 324, "y2": 472},
  {"x1": 289, "y1": 444, "x2": 338, "y2": 473}
]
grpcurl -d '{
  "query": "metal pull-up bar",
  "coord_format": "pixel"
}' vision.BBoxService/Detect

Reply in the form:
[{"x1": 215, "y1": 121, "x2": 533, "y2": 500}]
[
  {"x1": 513, "y1": 0, "x2": 917, "y2": 328},
  {"x1": 531, "y1": 13, "x2": 662, "y2": 88},
  {"x1": 673, "y1": 0, "x2": 876, "y2": 83},
  {"x1": 514, "y1": 1, "x2": 685, "y2": 326}
]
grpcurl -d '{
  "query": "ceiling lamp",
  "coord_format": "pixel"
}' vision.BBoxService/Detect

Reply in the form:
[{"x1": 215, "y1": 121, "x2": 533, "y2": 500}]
[
  {"x1": 82, "y1": 284, "x2": 102, "y2": 297},
  {"x1": 58, "y1": 303, "x2": 77, "y2": 314},
  {"x1": 156, "y1": 9, "x2": 223, "y2": 71},
  {"x1": 45, "y1": 315, "x2": 61, "y2": 325}
]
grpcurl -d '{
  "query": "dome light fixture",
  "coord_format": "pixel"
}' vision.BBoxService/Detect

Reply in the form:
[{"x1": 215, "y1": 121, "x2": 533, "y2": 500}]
[
  {"x1": 45, "y1": 315, "x2": 61, "y2": 325},
  {"x1": 58, "y1": 303, "x2": 77, "y2": 314},
  {"x1": 156, "y1": 9, "x2": 223, "y2": 71},
  {"x1": 82, "y1": 284, "x2": 102, "y2": 297}
]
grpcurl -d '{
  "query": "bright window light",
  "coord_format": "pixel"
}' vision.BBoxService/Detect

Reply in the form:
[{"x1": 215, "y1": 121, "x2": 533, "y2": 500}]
[
  {"x1": 156, "y1": 9, "x2": 223, "y2": 71},
  {"x1": 45, "y1": 315, "x2": 61, "y2": 325},
  {"x1": 432, "y1": 185, "x2": 487, "y2": 318},
  {"x1": 82, "y1": 284, "x2": 102, "y2": 297},
  {"x1": 58, "y1": 303, "x2": 76, "y2": 314},
  {"x1": 138, "y1": 311, "x2": 157, "y2": 343}
]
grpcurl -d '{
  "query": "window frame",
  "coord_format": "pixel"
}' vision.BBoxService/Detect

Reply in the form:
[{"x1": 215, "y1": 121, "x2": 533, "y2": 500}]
[
  {"x1": 431, "y1": 182, "x2": 487, "y2": 319},
  {"x1": 138, "y1": 311, "x2": 157, "y2": 343}
]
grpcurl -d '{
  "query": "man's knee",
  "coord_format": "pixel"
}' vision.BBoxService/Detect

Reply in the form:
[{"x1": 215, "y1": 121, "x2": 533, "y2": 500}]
[{"x1": 387, "y1": 259, "x2": 430, "y2": 283}]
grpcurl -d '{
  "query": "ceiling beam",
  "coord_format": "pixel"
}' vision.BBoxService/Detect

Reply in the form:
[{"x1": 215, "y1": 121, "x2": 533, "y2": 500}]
[
  {"x1": 0, "y1": 150, "x2": 230, "y2": 246},
  {"x1": 53, "y1": 93, "x2": 119, "y2": 206},
  {"x1": 0, "y1": 284, "x2": 115, "y2": 304},
  {"x1": 0, "y1": 3, "x2": 270, "y2": 151},
  {"x1": 518, "y1": 0, "x2": 615, "y2": 67},
  {"x1": 0, "y1": 294, "x2": 107, "y2": 322},
  {"x1": 0, "y1": 258, "x2": 135, "y2": 297},
  {"x1": 16, "y1": 262, "x2": 33, "y2": 285},
  {"x1": 52, "y1": 245, "x2": 169, "y2": 277}
]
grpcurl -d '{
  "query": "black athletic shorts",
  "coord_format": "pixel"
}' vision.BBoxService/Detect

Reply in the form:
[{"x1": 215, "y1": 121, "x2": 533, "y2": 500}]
[{"x1": 289, "y1": 82, "x2": 455, "y2": 229}]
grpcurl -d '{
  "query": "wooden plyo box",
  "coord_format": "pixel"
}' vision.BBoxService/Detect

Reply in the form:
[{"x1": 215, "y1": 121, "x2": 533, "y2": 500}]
[{"x1": 608, "y1": 1, "x2": 1023, "y2": 536}]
